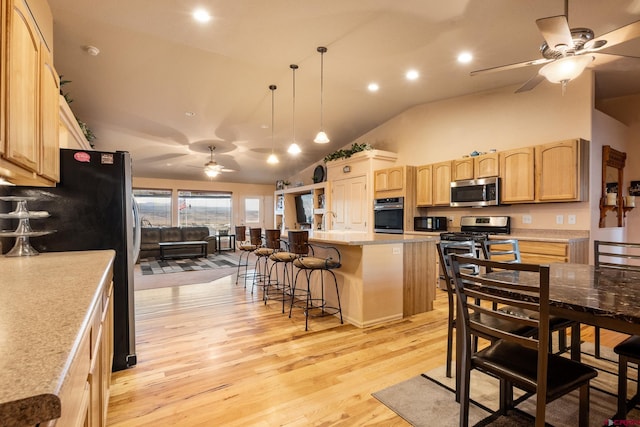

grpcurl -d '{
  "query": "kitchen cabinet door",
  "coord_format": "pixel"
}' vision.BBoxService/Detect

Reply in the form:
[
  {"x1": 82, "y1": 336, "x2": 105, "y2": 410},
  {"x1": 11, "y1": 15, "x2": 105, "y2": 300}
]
[
  {"x1": 416, "y1": 164, "x2": 432, "y2": 206},
  {"x1": 39, "y1": 45, "x2": 59, "y2": 182},
  {"x1": 500, "y1": 146, "x2": 535, "y2": 203},
  {"x1": 474, "y1": 152, "x2": 499, "y2": 178},
  {"x1": 331, "y1": 175, "x2": 367, "y2": 231},
  {"x1": 374, "y1": 166, "x2": 403, "y2": 196},
  {"x1": 453, "y1": 158, "x2": 473, "y2": 181},
  {"x1": 432, "y1": 161, "x2": 452, "y2": 206},
  {"x1": 535, "y1": 139, "x2": 586, "y2": 202},
  {"x1": 6, "y1": 0, "x2": 40, "y2": 173}
]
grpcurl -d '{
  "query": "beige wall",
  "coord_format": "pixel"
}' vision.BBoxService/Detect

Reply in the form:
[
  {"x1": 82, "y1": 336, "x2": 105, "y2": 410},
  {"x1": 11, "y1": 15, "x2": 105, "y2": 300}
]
[{"x1": 133, "y1": 177, "x2": 274, "y2": 230}]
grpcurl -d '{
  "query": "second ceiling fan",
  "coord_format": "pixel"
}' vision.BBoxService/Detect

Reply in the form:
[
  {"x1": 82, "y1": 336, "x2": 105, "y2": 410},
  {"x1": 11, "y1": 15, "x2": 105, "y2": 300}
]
[{"x1": 471, "y1": 0, "x2": 640, "y2": 92}]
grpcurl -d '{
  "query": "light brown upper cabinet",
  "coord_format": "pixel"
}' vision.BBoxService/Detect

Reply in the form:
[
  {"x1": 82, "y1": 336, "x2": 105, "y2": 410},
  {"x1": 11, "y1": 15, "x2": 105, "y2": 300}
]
[
  {"x1": 1, "y1": 0, "x2": 59, "y2": 185},
  {"x1": 535, "y1": 139, "x2": 588, "y2": 202},
  {"x1": 374, "y1": 166, "x2": 404, "y2": 195},
  {"x1": 452, "y1": 157, "x2": 474, "y2": 181},
  {"x1": 500, "y1": 139, "x2": 588, "y2": 204},
  {"x1": 474, "y1": 152, "x2": 499, "y2": 178},
  {"x1": 432, "y1": 160, "x2": 452, "y2": 206},
  {"x1": 500, "y1": 146, "x2": 536, "y2": 203},
  {"x1": 416, "y1": 164, "x2": 433, "y2": 206},
  {"x1": 453, "y1": 153, "x2": 499, "y2": 181}
]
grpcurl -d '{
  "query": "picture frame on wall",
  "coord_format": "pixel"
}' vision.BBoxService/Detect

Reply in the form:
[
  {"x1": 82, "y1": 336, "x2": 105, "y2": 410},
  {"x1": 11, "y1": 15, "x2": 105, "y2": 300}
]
[
  {"x1": 606, "y1": 182, "x2": 619, "y2": 194},
  {"x1": 276, "y1": 180, "x2": 284, "y2": 190},
  {"x1": 630, "y1": 181, "x2": 640, "y2": 196}
]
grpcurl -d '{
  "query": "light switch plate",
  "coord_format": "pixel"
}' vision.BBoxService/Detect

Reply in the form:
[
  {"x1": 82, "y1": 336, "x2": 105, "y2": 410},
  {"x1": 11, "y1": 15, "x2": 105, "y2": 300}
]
[
  {"x1": 556, "y1": 215, "x2": 564, "y2": 225},
  {"x1": 522, "y1": 215, "x2": 532, "y2": 224},
  {"x1": 568, "y1": 214, "x2": 576, "y2": 225}
]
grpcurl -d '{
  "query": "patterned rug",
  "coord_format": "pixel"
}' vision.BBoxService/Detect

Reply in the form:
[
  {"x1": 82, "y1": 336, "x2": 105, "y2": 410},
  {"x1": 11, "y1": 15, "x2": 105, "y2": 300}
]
[{"x1": 139, "y1": 252, "x2": 239, "y2": 275}]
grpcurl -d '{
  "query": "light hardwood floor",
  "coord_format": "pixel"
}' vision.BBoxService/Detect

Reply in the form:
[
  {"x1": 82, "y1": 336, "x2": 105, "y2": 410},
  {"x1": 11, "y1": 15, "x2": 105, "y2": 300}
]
[{"x1": 107, "y1": 267, "x2": 626, "y2": 426}]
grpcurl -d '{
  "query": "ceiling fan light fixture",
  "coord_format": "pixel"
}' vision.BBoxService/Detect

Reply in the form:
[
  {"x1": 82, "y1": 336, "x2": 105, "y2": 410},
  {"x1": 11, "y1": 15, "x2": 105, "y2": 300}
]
[
  {"x1": 203, "y1": 146, "x2": 223, "y2": 178},
  {"x1": 538, "y1": 55, "x2": 594, "y2": 84}
]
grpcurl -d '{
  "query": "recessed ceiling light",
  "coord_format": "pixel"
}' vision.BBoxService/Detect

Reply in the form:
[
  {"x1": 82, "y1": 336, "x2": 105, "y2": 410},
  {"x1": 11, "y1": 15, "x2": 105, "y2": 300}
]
[
  {"x1": 406, "y1": 70, "x2": 419, "y2": 81},
  {"x1": 192, "y1": 8, "x2": 212, "y2": 23},
  {"x1": 457, "y1": 52, "x2": 473, "y2": 64},
  {"x1": 185, "y1": 111, "x2": 196, "y2": 117},
  {"x1": 368, "y1": 82, "x2": 379, "y2": 92}
]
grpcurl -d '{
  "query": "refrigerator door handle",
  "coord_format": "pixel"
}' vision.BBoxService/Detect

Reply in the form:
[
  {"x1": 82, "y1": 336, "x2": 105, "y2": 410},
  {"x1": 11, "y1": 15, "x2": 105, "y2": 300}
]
[{"x1": 132, "y1": 196, "x2": 142, "y2": 262}]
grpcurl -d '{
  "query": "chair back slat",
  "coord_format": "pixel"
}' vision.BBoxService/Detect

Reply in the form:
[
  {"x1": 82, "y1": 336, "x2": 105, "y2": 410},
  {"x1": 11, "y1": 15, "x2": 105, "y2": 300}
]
[
  {"x1": 594, "y1": 240, "x2": 640, "y2": 271},
  {"x1": 436, "y1": 241, "x2": 477, "y2": 293}
]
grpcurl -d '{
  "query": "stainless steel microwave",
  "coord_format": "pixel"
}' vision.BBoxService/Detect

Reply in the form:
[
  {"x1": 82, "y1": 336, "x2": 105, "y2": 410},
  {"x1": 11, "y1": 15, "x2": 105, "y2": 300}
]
[{"x1": 450, "y1": 177, "x2": 500, "y2": 207}]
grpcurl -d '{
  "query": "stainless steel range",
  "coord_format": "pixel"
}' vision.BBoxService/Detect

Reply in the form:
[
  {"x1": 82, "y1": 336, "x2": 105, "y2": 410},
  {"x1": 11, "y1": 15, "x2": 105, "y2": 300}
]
[{"x1": 439, "y1": 216, "x2": 511, "y2": 243}]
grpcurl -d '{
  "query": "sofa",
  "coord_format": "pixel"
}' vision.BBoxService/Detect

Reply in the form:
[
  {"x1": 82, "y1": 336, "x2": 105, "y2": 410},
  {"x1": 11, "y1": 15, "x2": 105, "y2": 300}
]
[{"x1": 138, "y1": 226, "x2": 216, "y2": 260}]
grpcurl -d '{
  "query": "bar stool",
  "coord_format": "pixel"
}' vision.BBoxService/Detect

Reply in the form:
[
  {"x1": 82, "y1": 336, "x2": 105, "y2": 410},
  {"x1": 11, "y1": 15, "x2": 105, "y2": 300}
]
[
  {"x1": 267, "y1": 230, "x2": 308, "y2": 313},
  {"x1": 288, "y1": 231, "x2": 343, "y2": 331},
  {"x1": 236, "y1": 226, "x2": 261, "y2": 287},
  {"x1": 252, "y1": 229, "x2": 280, "y2": 296}
]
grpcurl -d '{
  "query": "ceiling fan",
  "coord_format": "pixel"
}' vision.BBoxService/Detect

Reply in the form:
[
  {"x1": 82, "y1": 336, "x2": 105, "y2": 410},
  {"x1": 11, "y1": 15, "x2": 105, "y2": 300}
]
[
  {"x1": 471, "y1": 0, "x2": 640, "y2": 93},
  {"x1": 203, "y1": 146, "x2": 232, "y2": 178}
]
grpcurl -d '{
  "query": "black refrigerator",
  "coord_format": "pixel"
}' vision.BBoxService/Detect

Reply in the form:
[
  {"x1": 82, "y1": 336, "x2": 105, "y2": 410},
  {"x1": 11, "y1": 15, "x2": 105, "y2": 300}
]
[{"x1": 0, "y1": 149, "x2": 140, "y2": 371}]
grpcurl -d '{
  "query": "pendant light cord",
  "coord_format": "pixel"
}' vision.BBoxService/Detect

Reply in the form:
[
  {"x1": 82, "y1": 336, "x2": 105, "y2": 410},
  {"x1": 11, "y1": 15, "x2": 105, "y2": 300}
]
[
  {"x1": 270, "y1": 84, "x2": 276, "y2": 154},
  {"x1": 291, "y1": 65, "x2": 298, "y2": 141},
  {"x1": 319, "y1": 49, "x2": 325, "y2": 130}
]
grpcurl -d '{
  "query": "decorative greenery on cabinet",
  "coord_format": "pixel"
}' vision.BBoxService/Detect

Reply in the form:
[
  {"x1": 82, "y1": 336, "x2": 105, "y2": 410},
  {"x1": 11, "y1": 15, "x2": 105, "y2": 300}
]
[{"x1": 323, "y1": 142, "x2": 372, "y2": 163}]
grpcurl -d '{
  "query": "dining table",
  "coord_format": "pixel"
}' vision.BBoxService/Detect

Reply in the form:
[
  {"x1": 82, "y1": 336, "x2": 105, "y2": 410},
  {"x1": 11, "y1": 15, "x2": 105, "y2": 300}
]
[
  {"x1": 486, "y1": 262, "x2": 640, "y2": 336},
  {"x1": 453, "y1": 262, "x2": 640, "y2": 401}
]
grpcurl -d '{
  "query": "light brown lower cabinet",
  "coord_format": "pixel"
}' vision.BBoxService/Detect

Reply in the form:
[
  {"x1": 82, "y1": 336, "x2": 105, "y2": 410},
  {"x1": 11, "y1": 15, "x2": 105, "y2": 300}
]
[
  {"x1": 489, "y1": 239, "x2": 588, "y2": 264},
  {"x1": 44, "y1": 281, "x2": 114, "y2": 427}
]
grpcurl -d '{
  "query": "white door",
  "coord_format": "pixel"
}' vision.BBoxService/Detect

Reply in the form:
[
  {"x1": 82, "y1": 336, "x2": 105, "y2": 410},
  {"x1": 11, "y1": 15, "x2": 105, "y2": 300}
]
[
  {"x1": 241, "y1": 196, "x2": 264, "y2": 229},
  {"x1": 331, "y1": 175, "x2": 368, "y2": 231}
]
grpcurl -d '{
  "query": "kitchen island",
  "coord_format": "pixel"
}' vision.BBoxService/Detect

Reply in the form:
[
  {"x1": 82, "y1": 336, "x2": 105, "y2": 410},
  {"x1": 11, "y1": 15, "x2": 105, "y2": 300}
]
[
  {"x1": 0, "y1": 250, "x2": 115, "y2": 427},
  {"x1": 290, "y1": 231, "x2": 437, "y2": 328}
]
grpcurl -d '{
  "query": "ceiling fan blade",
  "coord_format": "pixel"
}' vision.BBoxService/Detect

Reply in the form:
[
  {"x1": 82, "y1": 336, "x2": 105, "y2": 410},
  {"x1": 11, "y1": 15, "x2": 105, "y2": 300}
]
[
  {"x1": 585, "y1": 20, "x2": 640, "y2": 51},
  {"x1": 536, "y1": 15, "x2": 573, "y2": 50},
  {"x1": 515, "y1": 74, "x2": 546, "y2": 93},
  {"x1": 470, "y1": 57, "x2": 552, "y2": 76}
]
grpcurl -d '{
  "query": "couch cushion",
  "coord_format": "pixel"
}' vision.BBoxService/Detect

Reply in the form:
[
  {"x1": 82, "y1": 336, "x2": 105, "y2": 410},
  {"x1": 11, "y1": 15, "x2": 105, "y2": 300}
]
[
  {"x1": 141, "y1": 227, "x2": 161, "y2": 244},
  {"x1": 160, "y1": 227, "x2": 183, "y2": 242},
  {"x1": 182, "y1": 226, "x2": 209, "y2": 241}
]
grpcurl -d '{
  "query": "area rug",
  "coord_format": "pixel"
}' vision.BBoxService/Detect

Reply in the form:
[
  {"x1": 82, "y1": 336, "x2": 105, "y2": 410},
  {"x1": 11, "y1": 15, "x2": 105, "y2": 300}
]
[
  {"x1": 139, "y1": 252, "x2": 239, "y2": 275},
  {"x1": 373, "y1": 343, "x2": 640, "y2": 426}
]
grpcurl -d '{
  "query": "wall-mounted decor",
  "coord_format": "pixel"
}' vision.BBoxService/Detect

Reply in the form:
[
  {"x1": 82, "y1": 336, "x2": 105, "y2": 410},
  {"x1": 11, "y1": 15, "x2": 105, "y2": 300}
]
[
  {"x1": 606, "y1": 182, "x2": 619, "y2": 194},
  {"x1": 276, "y1": 180, "x2": 284, "y2": 190},
  {"x1": 630, "y1": 181, "x2": 640, "y2": 196}
]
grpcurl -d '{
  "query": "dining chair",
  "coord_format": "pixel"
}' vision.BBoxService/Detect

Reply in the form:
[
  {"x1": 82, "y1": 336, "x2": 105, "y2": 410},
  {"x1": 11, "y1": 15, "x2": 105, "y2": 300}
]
[
  {"x1": 594, "y1": 241, "x2": 640, "y2": 418},
  {"x1": 482, "y1": 239, "x2": 580, "y2": 357},
  {"x1": 593, "y1": 240, "x2": 640, "y2": 358},
  {"x1": 437, "y1": 241, "x2": 537, "y2": 387},
  {"x1": 450, "y1": 254, "x2": 598, "y2": 427}
]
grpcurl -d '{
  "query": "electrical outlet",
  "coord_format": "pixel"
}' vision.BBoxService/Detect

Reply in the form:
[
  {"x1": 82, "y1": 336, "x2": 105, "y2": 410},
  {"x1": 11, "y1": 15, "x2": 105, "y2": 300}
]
[
  {"x1": 522, "y1": 215, "x2": 532, "y2": 224},
  {"x1": 392, "y1": 247, "x2": 400, "y2": 255},
  {"x1": 568, "y1": 214, "x2": 576, "y2": 225},
  {"x1": 556, "y1": 215, "x2": 564, "y2": 225}
]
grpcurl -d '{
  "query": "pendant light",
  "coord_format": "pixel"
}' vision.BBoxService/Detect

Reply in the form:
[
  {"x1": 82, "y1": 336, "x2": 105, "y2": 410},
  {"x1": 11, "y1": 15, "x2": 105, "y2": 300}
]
[
  {"x1": 313, "y1": 46, "x2": 330, "y2": 144},
  {"x1": 267, "y1": 84, "x2": 279, "y2": 164},
  {"x1": 287, "y1": 64, "x2": 301, "y2": 155}
]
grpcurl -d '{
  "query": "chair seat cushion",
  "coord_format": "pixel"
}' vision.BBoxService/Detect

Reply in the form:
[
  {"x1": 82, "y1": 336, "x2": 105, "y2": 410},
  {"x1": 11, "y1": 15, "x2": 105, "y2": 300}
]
[
  {"x1": 254, "y1": 248, "x2": 275, "y2": 256},
  {"x1": 293, "y1": 256, "x2": 341, "y2": 270},
  {"x1": 270, "y1": 252, "x2": 298, "y2": 262},
  {"x1": 614, "y1": 335, "x2": 640, "y2": 358},
  {"x1": 473, "y1": 340, "x2": 598, "y2": 402},
  {"x1": 239, "y1": 244, "x2": 258, "y2": 251}
]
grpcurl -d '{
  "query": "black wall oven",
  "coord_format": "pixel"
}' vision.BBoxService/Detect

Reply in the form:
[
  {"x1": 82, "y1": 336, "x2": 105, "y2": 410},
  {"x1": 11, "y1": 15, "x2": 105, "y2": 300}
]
[{"x1": 374, "y1": 197, "x2": 404, "y2": 234}]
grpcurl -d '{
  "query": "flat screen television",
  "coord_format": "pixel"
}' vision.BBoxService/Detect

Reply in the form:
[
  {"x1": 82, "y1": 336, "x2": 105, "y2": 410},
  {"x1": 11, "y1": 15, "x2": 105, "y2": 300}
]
[{"x1": 294, "y1": 193, "x2": 314, "y2": 227}]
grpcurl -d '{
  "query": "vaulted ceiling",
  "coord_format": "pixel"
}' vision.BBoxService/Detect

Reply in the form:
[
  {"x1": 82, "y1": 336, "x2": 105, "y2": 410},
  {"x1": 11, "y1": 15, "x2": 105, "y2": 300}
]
[{"x1": 49, "y1": 0, "x2": 640, "y2": 184}]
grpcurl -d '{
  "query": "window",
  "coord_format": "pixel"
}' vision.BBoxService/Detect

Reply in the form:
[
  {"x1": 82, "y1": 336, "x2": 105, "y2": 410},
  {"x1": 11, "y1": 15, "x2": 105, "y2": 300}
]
[
  {"x1": 178, "y1": 191, "x2": 232, "y2": 234},
  {"x1": 244, "y1": 197, "x2": 261, "y2": 224},
  {"x1": 133, "y1": 189, "x2": 171, "y2": 227}
]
